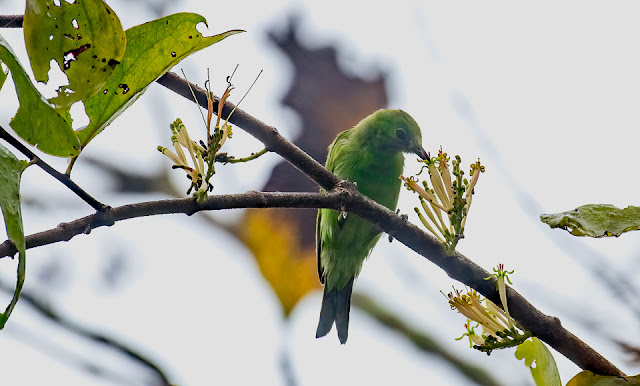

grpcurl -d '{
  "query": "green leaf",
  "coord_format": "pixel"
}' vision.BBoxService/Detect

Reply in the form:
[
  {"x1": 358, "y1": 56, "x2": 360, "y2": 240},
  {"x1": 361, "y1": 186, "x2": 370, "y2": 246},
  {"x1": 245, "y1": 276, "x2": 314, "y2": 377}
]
[
  {"x1": 23, "y1": 0, "x2": 126, "y2": 110},
  {"x1": 0, "y1": 65, "x2": 7, "y2": 91},
  {"x1": 515, "y1": 337, "x2": 561, "y2": 386},
  {"x1": 76, "y1": 13, "x2": 243, "y2": 147},
  {"x1": 540, "y1": 204, "x2": 640, "y2": 237},
  {"x1": 0, "y1": 143, "x2": 30, "y2": 328},
  {"x1": 567, "y1": 371, "x2": 640, "y2": 386},
  {"x1": 0, "y1": 35, "x2": 80, "y2": 157}
]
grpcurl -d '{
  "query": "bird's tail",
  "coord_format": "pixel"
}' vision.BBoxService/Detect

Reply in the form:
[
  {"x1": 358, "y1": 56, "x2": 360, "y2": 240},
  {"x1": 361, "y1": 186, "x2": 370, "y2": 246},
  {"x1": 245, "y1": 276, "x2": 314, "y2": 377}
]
[{"x1": 315, "y1": 278, "x2": 354, "y2": 344}]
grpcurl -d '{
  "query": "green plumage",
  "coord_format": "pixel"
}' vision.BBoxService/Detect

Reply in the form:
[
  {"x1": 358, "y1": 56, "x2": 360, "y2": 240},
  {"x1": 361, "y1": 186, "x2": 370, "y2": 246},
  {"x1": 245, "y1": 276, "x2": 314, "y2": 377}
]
[{"x1": 316, "y1": 109, "x2": 427, "y2": 344}]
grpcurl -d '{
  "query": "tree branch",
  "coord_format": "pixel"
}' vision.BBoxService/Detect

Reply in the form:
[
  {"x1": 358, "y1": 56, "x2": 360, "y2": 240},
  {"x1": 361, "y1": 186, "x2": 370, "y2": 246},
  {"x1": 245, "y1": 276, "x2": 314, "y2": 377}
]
[
  {"x1": 0, "y1": 191, "x2": 334, "y2": 258},
  {"x1": 0, "y1": 187, "x2": 626, "y2": 377},
  {"x1": 0, "y1": 13, "x2": 626, "y2": 378},
  {"x1": 0, "y1": 125, "x2": 108, "y2": 212}
]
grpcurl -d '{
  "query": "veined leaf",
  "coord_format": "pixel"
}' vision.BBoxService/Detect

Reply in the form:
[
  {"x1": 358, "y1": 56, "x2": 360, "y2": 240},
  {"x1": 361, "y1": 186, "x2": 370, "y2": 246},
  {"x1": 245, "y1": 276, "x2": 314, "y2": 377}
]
[
  {"x1": 76, "y1": 13, "x2": 243, "y2": 148},
  {"x1": 0, "y1": 35, "x2": 80, "y2": 157},
  {"x1": 515, "y1": 337, "x2": 561, "y2": 386},
  {"x1": 23, "y1": 0, "x2": 126, "y2": 110},
  {"x1": 0, "y1": 143, "x2": 30, "y2": 328},
  {"x1": 540, "y1": 204, "x2": 640, "y2": 237}
]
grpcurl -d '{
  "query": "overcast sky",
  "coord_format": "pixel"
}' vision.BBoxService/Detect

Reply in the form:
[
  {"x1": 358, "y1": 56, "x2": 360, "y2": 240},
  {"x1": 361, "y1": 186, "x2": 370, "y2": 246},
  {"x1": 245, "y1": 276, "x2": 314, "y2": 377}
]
[{"x1": 1, "y1": 1, "x2": 640, "y2": 385}]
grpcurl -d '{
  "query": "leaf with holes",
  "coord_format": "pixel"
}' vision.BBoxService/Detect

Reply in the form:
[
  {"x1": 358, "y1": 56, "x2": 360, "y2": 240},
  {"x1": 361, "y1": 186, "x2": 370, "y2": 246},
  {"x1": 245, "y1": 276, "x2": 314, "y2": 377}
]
[
  {"x1": 540, "y1": 204, "x2": 640, "y2": 237},
  {"x1": 515, "y1": 338, "x2": 561, "y2": 386},
  {"x1": 0, "y1": 143, "x2": 30, "y2": 328},
  {"x1": 23, "y1": 0, "x2": 126, "y2": 110},
  {"x1": 76, "y1": 13, "x2": 243, "y2": 148},
  {"x1": 567, "y1": 371, "x2": 640, "y2": 385},
  {"x1": 0, "y1": 35, "x2": 80, "y2": 157}
]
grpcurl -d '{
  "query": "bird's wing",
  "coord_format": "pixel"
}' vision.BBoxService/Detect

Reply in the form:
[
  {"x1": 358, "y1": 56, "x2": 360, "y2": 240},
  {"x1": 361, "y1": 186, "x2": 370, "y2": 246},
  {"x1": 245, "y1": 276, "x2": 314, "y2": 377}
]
[
  {"x1": 316, "y1": 209, "x2": 324, "y2": 283},
  {"x1": 316, "y1": 129, "x2": 353, "y2": 282}
]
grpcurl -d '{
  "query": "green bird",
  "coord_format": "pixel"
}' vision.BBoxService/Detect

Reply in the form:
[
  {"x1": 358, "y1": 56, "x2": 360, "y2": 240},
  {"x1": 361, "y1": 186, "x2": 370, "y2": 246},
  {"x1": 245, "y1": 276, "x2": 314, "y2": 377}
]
[{"x1": 316, "y1": 109, "x2": 428, "y2": 344}]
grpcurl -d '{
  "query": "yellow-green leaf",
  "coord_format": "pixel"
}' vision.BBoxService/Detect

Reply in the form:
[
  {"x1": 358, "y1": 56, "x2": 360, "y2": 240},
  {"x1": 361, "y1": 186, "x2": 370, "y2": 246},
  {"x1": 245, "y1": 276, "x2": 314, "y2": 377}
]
[
  {"x1": 567, "y1": 371, "x2": 640, "y2": 386},
  {"x1": 0, "y1": 35, "x2": 80, "y2": 157},
  {"x1": 0, "y1": 143, "x2": 30, "y2": 328},
  {"x1": 76, "y1": 13, "x2": 243, "y2": 147},
  {"x1": 0, "y1": 65, "x2": 7, "y2": 90},
  {"x1": 23, "y1": 0, "x2": 126, "y2": 110},
  {"x1": 515, "y1": 337, "x2": 561, "y2": 386},
  {"x1": 540, "y1": 204, "x2": 640, "y2": 237}
]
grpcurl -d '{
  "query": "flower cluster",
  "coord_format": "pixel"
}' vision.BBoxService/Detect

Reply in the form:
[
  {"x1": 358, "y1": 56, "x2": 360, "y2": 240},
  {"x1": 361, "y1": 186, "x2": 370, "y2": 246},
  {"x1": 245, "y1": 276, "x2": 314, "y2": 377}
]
[
  {"x1": 401, "y1": 149, "x2": 484, "y2": 255},
  {"x1": 448, "y1": 265, "x2": 530, "y2": 355},
  {"x1": 158, "y1": 72, "x2": 251, "y2": 204}
]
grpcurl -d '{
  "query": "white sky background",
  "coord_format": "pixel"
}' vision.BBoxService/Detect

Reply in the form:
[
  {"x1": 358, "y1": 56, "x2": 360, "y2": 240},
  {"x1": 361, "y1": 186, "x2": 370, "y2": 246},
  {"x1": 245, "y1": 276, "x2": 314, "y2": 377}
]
[{"x1": 1, "y1": 0, "x2": 640, "y2": 385}]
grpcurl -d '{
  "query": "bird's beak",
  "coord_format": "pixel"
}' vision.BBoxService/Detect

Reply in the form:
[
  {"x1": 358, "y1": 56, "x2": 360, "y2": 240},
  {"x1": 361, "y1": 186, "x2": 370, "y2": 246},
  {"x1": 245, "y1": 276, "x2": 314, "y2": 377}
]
[{"x1": 411, "y1": 145, "x2": 429, "y2": 161}]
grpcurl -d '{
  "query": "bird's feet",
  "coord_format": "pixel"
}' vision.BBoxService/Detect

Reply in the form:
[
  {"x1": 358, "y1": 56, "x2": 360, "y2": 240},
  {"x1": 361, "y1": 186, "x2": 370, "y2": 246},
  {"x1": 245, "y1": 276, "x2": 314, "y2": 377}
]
[{"x1": 388, "y1": 209, "x2": 408, "y2": 242}]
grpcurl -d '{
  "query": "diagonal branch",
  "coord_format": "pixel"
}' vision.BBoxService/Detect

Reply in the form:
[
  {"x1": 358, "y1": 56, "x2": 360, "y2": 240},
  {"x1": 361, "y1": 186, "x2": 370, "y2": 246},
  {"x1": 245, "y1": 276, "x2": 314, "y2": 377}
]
[
  {"x1": 0, "y1": 15, "x2": 22, "y2": 28},
  {"x1": 0, "y1": 279, "x2": 171, "y2": 385},
  {"x1": 0, "y1": 13, "x2": 626, "y2": 378},
  {"x1": 0, "y1": 187, "x2": 626, "y2": 377},
  {"x1": 0, "y1": 125, "x2": 108, "y2": 212}
]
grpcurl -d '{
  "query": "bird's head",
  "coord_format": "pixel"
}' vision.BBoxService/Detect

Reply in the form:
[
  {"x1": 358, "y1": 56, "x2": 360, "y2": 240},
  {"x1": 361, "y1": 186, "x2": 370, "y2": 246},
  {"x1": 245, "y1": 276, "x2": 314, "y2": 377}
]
[{"x1": 361, "y1": 109, "x2": 429, "y2": 160}]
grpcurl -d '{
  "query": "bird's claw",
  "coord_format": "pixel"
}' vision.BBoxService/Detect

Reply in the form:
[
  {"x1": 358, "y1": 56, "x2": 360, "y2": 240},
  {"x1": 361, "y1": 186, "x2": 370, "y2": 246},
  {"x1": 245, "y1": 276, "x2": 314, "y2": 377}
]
[{"x1": 388, "y1": 210, "x2": 408, "y2": 242}]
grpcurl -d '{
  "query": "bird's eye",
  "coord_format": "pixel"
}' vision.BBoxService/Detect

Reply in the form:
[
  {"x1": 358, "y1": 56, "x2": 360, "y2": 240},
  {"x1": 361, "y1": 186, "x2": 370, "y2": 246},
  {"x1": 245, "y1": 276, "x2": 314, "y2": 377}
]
[{"x1": 396, "y1": 129, "x2": 407, "y2": 140}]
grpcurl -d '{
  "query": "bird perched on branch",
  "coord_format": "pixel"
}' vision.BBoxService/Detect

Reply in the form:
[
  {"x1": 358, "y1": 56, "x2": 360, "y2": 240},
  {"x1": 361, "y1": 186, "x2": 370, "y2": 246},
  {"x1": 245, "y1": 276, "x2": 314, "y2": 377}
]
[{"x1": 316, "y1": 109, "x2": 428, "y2": 344}]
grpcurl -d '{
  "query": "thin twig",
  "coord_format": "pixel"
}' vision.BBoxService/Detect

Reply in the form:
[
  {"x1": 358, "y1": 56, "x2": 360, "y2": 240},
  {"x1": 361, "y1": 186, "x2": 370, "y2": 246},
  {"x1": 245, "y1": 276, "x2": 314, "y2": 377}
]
[
  {"x1": 0, "y1": 279, "x2": 171, "y2": 385},
  {"x1": 0, "y1": 15, "x2": 22, "y2": 28},
  {"x1": 215, "y1": 148, "x2": 268, "y2": 164},
  {"x1": 0, "y1": 126, "x2": 107, "y2": 211},
  {"x1": 0, "y1": 126, "x2": 108, "y2": 212}
]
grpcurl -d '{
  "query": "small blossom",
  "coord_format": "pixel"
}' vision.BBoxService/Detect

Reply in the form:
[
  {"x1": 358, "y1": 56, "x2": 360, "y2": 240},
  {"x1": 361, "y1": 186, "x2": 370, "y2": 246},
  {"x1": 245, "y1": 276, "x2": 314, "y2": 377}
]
[
  {"x1": 456, "y1": 321, "x2": 484, "y2": 347},
  {"x1": 428, "y1": 160, "x2": 453, "y2": 211},
  {"x1": 157, "y1": 146, "x2": 182, "y2": 166},
  {"x1": 486, "y1": 263, "x2": 515, "y2": 330},
  {"x1": 438, "y1": 150, "x2": 454, "y2": 201},
  {"x1": 414, "y1": 207, "x2": 444, "y2": 243}
]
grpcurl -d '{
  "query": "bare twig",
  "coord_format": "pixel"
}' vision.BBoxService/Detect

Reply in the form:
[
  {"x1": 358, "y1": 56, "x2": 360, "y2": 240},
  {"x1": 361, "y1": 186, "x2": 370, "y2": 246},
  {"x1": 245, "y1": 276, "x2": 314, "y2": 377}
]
[
  {"x1": 0, "y1": 15, "x2": 22, "y2": 28},
  {"x1": 0, "y1": 279, "x2": 171, "y2": 385},
  {"x1": 0, "y1": 125, "x2": 108, "y2": 212},
  {"x1": 215, "y1": 147, "x2": 268, "y2": 164}
]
